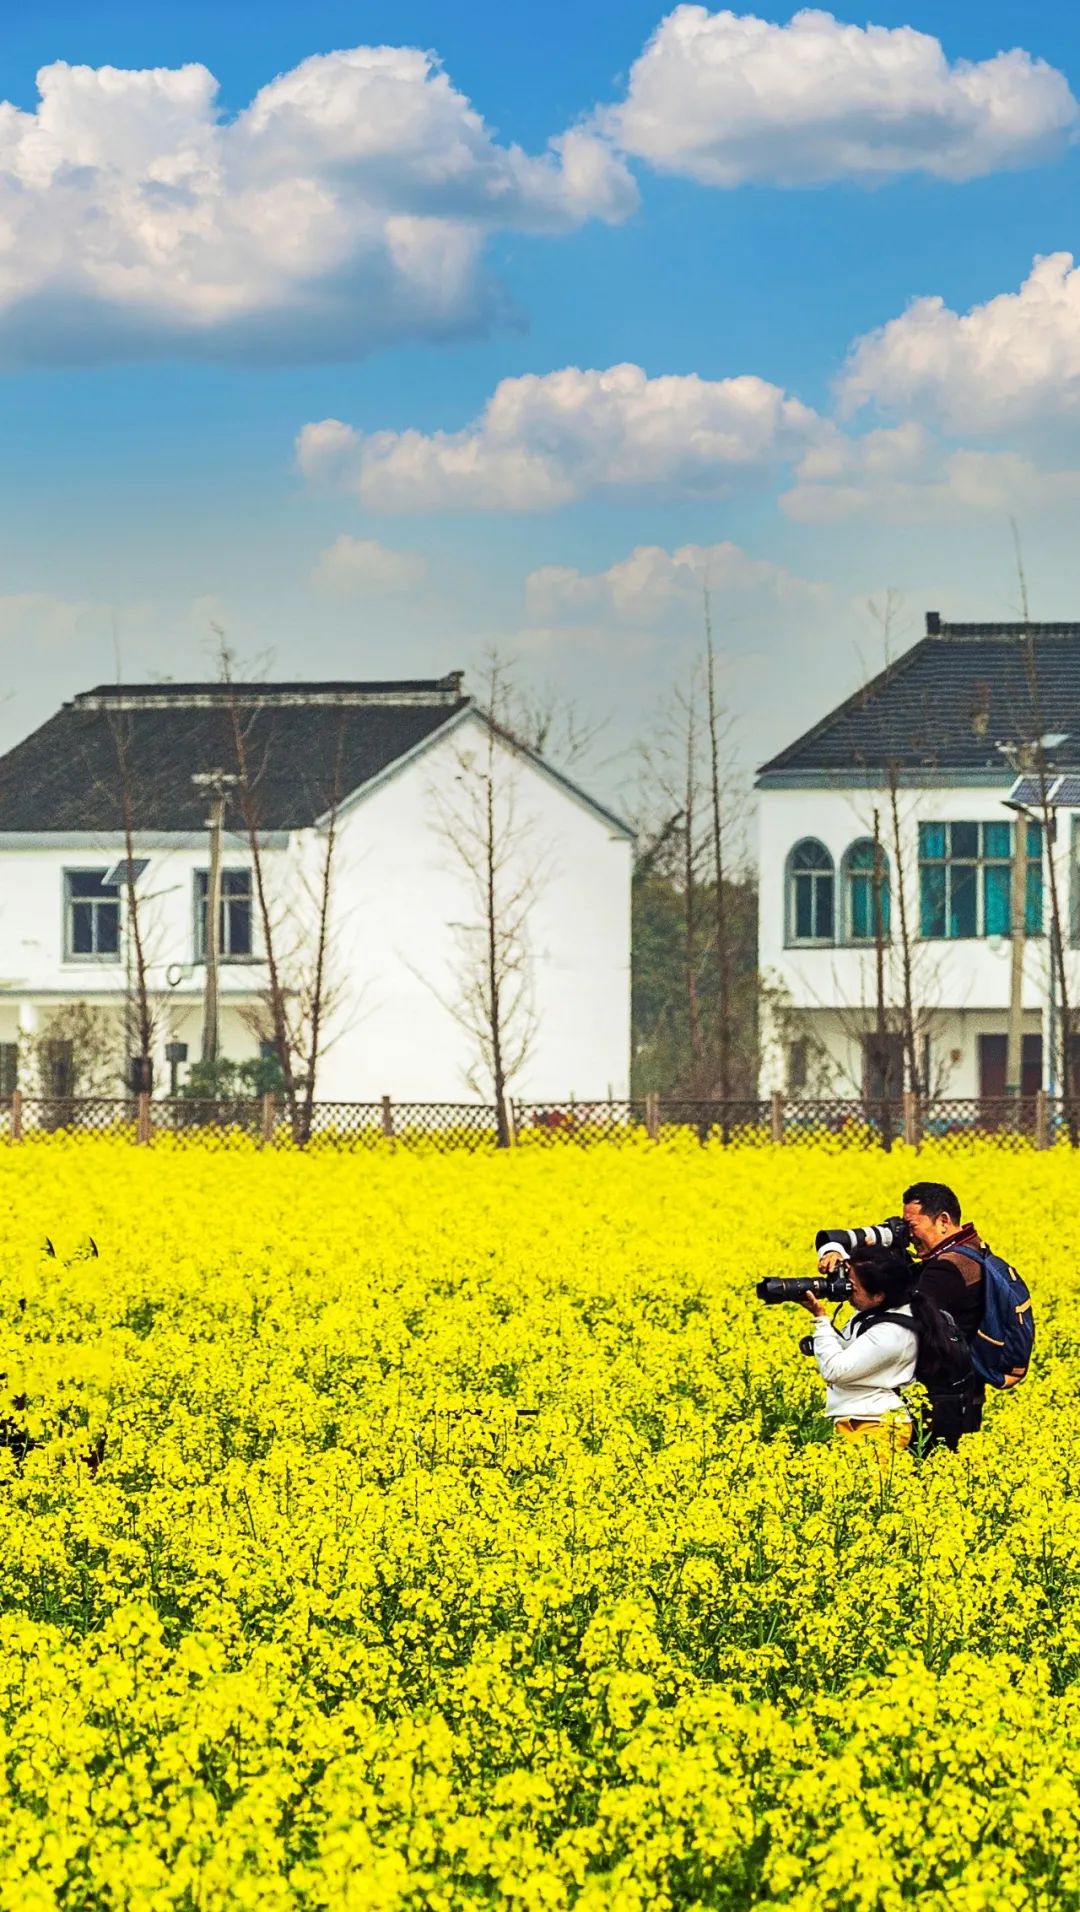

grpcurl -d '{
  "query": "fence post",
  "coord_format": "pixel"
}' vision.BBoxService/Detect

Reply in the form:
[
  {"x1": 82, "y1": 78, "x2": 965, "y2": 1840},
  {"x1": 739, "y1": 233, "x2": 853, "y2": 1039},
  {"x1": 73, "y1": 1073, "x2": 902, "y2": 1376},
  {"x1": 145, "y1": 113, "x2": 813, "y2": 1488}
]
[
  {"x1": 770, "y1": 1090, "x2": 784, "y2": 1145},
  {"x1": 903, "y1": 1091, "x2": 919, "y2": 1149},
  {"x1": 137, "y1": 1091, "x2": 152, "y2": 1146},
  {"x1": 1036, "y1": 1088, "x2": 1050, "y2": 1151},
  {"x1": 9, "y1": 1090, "x2": 21, "y2": 1143},
  {"x1": 261, "y1": 1092, "x2": 275, "y2": 1148},
  {"x1": 381, "y1": 1094, "x2": 396, "y2": 1150},
  {"x1": 645, "y1": 1091, "x2": 660, "y2": 1142},
  {"x1": 501, "y1": 1095, "x2": 517, "y2": 1147}
]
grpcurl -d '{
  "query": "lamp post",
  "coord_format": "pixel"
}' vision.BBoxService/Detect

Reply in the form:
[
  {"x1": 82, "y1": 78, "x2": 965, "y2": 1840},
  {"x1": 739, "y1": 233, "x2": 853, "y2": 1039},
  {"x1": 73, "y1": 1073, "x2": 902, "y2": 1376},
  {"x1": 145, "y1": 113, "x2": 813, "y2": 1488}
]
[
  {"x1": 165, "y1": 1041, "x2": 188, "y2": 1099},
  {"x1": 192, "y1": 772, "x2": 238, "y2": 1068}
]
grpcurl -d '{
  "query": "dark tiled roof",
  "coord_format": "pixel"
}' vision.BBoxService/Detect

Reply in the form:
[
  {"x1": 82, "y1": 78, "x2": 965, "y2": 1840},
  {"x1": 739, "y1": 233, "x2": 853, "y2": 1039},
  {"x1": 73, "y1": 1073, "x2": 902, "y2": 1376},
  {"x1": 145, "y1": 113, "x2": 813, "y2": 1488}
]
[
  {"x1": 758, "y1": 618, "x2": 1080, "y2": 780},
  {"x1": 0, "y1": 679, "x2": 469, "y2": 831}
]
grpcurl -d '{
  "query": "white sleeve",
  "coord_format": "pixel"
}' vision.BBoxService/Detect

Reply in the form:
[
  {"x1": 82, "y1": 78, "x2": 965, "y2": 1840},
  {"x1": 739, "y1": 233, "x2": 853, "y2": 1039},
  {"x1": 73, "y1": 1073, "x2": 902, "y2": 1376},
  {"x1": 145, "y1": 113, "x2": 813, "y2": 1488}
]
[
  {"x1": 816, "y1": 1236, "x2": 849, "y2": 1266},
  {"x1": 811, "y1": 1316, "x2": 912, "y2": 1385}
]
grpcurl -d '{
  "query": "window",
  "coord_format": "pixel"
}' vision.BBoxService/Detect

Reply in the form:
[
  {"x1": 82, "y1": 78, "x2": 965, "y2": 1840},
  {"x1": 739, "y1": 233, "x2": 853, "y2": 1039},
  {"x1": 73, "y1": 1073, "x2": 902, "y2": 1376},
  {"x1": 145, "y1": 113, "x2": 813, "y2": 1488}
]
[
  {"x1": 64, "y1": 870, "x2": 121, "y2": 960},
  {"x1": 843, "y1": 838, "x2": 890, "y2": 943},
  {"x1": 918, "y1": 821, "x2": 1042, "y2": 940},
  {"x1": 787, "y1": 839, "x2": 834, "y2": 944},
  {"x1": 0, "y1": 1044, "x2": 16, "y2": 1098},
  {"x1": 194, "y1": 868, "x2": 254, "y2": 961},
  {"x1": 787, "y1": 1038, "x2": 808, "y2": 1093}
]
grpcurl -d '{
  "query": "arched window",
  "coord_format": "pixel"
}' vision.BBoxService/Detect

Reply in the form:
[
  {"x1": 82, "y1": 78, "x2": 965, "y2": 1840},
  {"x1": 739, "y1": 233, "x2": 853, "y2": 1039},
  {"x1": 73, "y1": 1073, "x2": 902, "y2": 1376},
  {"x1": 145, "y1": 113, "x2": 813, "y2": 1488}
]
[
  {"x1": 787, "y1": 839, "x2": 834, "y2": 945},
  {"x1": 843, "y1": 838, "x2": 890, "y2": 944}
]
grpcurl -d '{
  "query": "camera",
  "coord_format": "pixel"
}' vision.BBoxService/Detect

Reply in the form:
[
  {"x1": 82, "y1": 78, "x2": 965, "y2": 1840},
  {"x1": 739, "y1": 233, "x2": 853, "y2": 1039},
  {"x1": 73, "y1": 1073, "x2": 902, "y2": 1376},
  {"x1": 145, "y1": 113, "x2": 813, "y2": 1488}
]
[
  {"x1": 814, "y1": 1217, "x2": 912, "y2": 1259},
  {"x1": 755, "y1": 1270, "x2": 853, "y2": 1307}
]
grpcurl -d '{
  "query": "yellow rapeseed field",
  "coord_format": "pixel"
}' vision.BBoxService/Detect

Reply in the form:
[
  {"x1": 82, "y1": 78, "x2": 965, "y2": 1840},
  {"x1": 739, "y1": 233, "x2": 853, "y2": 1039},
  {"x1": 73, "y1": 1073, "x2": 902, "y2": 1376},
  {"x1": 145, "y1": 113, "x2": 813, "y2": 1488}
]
[{"x1": 0, "y1": 1135, "x2": 1077, "y2": 1910}]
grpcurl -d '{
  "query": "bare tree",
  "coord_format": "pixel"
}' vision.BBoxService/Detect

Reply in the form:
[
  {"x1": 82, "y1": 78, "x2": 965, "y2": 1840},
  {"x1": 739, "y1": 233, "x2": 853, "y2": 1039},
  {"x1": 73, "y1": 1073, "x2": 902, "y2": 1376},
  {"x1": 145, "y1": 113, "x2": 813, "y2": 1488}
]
[
  {"x1": 106, "y1": 710, "x2": 158, "y2": 1095},
  {"x1": 632, "y1": 651, "x2": 754, "y2": 1102},
  {"x1": 25, "y1": 1001, "x2": 124, "y2": 1100},
  {"x1": 809, "y1": 592, "x2": 949, "y2": 1112},
  {"x1": 704, "y1": 585, "x2": 736, "y2": 1103},
  {"x1": 885, "y1": 755, "x2": 925, "y2": 1102},
  {"x1": 869, "y1": 805, "x2": 894, "y2": 1147},
  {"x1": 217, "y1": 641, "x2": 346, "y2": 1142},
  {"x1": 1013, "y1": 531, "x2": 1076, "y2": 1122},
  {"x1": 428, "y1": 657, "x2": 544, "y2": 1143},
  {"x1": 495, "y1": 676, "x2": 609, "y2": 776}
]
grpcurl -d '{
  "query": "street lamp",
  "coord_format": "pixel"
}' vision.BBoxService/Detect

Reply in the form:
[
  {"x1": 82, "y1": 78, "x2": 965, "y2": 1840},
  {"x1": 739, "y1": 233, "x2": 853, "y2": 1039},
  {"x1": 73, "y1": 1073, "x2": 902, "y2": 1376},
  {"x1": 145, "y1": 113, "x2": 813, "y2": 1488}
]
[
  {"x1": 192, "y1": 771, "x2": 239, "y2": 1067},
  {"x1": 1002, "y1": 751, "x2": 1075, "y2": 1101}
]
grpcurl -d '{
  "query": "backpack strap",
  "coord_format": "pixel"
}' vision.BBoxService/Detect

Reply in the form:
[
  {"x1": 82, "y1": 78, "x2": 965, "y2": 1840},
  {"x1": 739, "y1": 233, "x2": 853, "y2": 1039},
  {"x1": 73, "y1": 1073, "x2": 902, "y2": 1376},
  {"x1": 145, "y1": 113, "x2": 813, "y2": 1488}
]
[
  {"x1": 937, "y1": 1242, "x2": 987, "y2": 1270},
  {"x1": 853, "y1": 1309, "x2": 917, "y2": 1338}
]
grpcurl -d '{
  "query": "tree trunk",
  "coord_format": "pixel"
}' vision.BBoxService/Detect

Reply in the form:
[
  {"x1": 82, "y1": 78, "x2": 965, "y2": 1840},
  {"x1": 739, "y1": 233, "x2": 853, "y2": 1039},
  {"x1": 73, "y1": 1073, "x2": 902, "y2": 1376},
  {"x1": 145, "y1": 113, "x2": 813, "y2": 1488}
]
[{"x1": 872, "y1": 807, "x2": 893, "y2": 1151}]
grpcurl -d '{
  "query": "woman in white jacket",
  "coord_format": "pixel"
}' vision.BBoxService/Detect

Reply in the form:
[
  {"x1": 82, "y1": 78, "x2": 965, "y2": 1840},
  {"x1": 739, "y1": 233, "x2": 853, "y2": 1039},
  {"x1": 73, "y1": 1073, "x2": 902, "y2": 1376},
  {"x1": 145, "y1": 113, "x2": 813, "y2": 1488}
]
[{"x1": 801, "y1": 1246, "x2": 959, "y2": 1451}]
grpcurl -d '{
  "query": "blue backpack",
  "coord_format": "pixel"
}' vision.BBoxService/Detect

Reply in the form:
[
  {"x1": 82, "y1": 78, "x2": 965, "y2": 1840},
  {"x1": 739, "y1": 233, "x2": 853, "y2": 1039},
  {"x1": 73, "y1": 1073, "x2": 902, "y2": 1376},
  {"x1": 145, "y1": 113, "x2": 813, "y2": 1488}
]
[{"x1": 948, "y1": 1243, "x2": 1034, "y2": 1390}]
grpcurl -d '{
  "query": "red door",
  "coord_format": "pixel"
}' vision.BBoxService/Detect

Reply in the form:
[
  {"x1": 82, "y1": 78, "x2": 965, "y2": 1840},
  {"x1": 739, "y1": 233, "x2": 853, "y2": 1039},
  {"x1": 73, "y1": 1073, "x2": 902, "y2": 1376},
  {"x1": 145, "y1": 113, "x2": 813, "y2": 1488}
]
[{"x1": 978, "y1": 1034, "x2": 1042, "y2": 1119}]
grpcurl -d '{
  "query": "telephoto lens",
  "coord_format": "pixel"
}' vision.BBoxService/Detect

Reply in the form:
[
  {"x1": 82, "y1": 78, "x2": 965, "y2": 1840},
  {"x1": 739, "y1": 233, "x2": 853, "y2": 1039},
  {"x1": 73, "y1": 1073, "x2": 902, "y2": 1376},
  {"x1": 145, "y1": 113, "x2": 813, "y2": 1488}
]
[
  {"x1": 755, "y1": 1270, "x2": 852, "y2": 1305},
  {"x1": 814, "y1": 1217, "x2": 912, "y2": 1259}
]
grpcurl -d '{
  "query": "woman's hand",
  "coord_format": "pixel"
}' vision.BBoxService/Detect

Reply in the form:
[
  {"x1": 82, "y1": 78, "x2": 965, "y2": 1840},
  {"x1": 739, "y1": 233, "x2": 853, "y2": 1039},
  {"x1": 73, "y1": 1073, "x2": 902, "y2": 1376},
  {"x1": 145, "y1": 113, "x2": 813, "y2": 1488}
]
[
  {"x1": 817, "y1": 1250, "x2": 843, "y2": 1275},
  {"x1": 800, "y1": 1291, "x2": 827, "y2": 1318}
]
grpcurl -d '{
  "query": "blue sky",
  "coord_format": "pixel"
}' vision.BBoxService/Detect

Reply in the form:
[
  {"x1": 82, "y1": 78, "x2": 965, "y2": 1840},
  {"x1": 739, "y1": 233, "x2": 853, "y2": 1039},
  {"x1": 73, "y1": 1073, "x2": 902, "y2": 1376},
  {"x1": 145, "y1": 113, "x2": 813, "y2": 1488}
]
[{"x1": 2, "y1": 0, "x2": 1080, "y2": 781}]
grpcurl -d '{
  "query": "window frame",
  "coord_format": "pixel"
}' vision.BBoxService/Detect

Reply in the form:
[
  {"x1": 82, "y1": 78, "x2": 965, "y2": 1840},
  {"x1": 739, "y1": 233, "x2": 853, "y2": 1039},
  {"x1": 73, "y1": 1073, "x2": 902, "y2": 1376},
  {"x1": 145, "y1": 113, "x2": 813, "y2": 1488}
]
[
  {"x1": 918, "y1": 820, "x2": 1042, "y2": 942},
  {"x1": 63, "y1": 868, "x2": 122, "y2": 964},
  {"x1": 786, "y1": 838, "x2": 835, "y2": 947},
  {"x1": 842, "y1": 837, "x2": 891, "y2": 946},
  {"x1": 193, "y1": 867, "x2": 256, "y2": 964}
]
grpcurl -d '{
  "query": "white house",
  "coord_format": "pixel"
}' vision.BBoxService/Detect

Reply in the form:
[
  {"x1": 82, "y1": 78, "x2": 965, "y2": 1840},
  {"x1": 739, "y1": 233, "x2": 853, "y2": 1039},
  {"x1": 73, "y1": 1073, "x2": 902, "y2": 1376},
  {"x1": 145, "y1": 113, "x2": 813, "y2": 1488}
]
[
  {"x1": 756, "y1": 615, "x2": 1080, "y2": 1103},
  {"x1": 0, "y1": 676, "x2": 633, "y2": 1103}
]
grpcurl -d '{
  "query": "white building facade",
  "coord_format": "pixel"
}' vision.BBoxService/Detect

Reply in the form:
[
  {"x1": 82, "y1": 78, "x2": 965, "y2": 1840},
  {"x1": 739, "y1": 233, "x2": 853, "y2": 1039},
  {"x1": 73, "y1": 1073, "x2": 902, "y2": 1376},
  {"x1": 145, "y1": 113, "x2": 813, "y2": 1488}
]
[
  {"x1": 0, "y1": 679, "x2": 633, "y2": 1103},
  {"x1": 757, "y1": 616, "x2": 1080, "y2": 1104}
]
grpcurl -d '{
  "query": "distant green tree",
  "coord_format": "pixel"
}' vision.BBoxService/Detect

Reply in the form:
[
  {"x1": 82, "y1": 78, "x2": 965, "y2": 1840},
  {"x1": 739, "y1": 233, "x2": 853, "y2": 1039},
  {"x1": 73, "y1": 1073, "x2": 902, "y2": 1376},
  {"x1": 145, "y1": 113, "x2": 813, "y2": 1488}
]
[
  {"x1": 180, "y1": 1054, "x2": 286, "y2": 1101},
  {"x1": 631, "y1": 866, "x2": 758, "y2": 1098}
]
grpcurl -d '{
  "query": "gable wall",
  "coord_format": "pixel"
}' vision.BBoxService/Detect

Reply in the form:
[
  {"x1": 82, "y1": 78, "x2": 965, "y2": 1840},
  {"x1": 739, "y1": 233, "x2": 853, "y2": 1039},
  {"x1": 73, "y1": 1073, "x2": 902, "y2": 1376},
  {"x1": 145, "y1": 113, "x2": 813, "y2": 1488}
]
[{"x1": 319, "y1": 716, "x2": 631, "y2": 1100}]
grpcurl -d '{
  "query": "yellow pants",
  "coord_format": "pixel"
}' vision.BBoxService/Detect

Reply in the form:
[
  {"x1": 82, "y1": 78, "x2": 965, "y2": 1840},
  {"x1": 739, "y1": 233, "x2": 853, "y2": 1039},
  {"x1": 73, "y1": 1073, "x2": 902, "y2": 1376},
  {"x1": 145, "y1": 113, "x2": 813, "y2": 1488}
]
[{"x1": 834, "y1": 1416, "x2": 913, "y2": 1454}]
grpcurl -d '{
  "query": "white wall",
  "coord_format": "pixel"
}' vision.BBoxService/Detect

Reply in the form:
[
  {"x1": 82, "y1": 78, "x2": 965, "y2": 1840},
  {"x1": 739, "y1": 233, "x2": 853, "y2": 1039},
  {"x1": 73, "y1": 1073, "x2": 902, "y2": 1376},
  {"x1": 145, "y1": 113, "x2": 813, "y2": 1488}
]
[
  {"x1": 317, "y1": 713, "x2": 632, "y2": 1100},
  {"x1": 0, "y1": 713, "x2": 633, "y2": 1101},
  {"x1": 0, "y1": 837, "x2": 269, "y2": 1088},
  {"x1": 758, "y1": 782, "x2": 1078, "y2": 1095}
]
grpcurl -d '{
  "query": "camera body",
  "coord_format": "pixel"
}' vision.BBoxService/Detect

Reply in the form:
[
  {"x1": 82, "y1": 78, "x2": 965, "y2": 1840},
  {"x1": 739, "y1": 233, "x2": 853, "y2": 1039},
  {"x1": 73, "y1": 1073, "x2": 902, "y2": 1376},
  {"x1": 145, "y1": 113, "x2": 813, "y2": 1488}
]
[
  {"x1": 754, "y1": 1216, "x2": 914, "y2": 1310},
  {"x1": 755, "y1": 1270, "x2": 853, "y2": 1307}
]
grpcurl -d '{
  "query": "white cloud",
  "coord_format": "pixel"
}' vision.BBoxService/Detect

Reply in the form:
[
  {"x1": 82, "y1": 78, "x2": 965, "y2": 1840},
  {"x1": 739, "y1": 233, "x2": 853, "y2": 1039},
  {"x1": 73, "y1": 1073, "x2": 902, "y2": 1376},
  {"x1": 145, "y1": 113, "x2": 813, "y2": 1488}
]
[
  {"x1": 840, "y1": 252, "x2": 1080, "y2": 431},
  {"x1": 312, "y1": 536, "x2": 429, "y2": 596},
  {"x1": 526, "y1": 540, "x2": 826, "y2": 622},
  {"x1": 299, "y1": 362, "x2": 830, "y2": 511},
  {"x1": 599, "y1": 6, "x2": 1077, "y2": 186},
  {"x1": 0, "y1": 48, "x2": 636, "y2": 364},
  {"x1": 782, "y1": 438, "x2": 1080, "y2": 524},
  {"x1": 0, "y1": 592, "x2": 105, "y2": 649}
]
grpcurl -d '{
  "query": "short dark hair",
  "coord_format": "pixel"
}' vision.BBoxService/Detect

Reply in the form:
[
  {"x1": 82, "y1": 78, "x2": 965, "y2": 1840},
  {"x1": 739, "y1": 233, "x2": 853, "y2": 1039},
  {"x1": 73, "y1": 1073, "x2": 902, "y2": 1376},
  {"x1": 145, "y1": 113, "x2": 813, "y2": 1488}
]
[{"x1": 903, "y1": 1181, "x2": 961, "y2": 1224}]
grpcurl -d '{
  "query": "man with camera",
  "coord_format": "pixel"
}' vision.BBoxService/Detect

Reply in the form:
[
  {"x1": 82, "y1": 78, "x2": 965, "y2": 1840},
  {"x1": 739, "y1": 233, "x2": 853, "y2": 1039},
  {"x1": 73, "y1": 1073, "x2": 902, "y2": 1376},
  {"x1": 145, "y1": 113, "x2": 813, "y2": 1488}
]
[{"x1": 815, "y1": 1181, "x2": 987, "y2": 1448}]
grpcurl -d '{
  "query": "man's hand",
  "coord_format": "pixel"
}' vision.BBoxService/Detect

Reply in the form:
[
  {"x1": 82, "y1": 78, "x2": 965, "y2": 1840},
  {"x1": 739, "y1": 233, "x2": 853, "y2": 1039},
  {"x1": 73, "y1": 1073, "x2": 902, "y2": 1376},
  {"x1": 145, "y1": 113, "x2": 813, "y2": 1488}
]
[
  {"x1": 800, "y1": 1291, "x2": 827, "y2": 1318},
  {"x1": 817, "y1": 1250, "x2": 843, "y2": 1275}
]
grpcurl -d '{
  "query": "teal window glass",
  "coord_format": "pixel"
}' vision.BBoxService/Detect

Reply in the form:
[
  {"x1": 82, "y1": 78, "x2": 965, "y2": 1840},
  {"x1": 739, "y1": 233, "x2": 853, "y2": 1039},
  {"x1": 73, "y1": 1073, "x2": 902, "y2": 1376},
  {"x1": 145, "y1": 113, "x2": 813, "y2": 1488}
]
[
  {"x1": 920, "y1": 863, "x2": 947, "y2": 938},
  {"x1": 918, "y1": 819, "x2": 1040, "y2": 940},
  {"x1": 1026, "y1": 860, "x2": 1043, "y2": 936},
  {"x1": 950, "y1": 863, "x2": 977, "y2": 938},
  {"x1": 983, "y1": 863, "x2": 1010, "y2": 936},
  {"x1": 789, "y1": 840, "x2": 834, "y2": 943},
  {"x1": 845, "y1": 838, "x2": 890, "y2": 943}
]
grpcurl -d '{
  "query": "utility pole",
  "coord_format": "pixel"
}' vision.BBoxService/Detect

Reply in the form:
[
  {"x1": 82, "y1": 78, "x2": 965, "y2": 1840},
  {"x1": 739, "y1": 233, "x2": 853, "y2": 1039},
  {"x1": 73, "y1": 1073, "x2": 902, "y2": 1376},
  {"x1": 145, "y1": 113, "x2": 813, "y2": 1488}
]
[
  {"x1": 193, "y1": 771, "x2": 237, "y2": 1068},
  {"x1": 1005, "y1": 813, "x2": 1028, "y2": 1098}
]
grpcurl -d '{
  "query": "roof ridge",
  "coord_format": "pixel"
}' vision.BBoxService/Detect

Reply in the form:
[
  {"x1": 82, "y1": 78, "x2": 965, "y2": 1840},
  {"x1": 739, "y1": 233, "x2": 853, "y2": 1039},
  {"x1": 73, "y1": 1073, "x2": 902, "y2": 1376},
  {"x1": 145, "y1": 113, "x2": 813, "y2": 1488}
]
[{"x1": 73, "y1": 675, "x2": 466, "y2": 712}]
